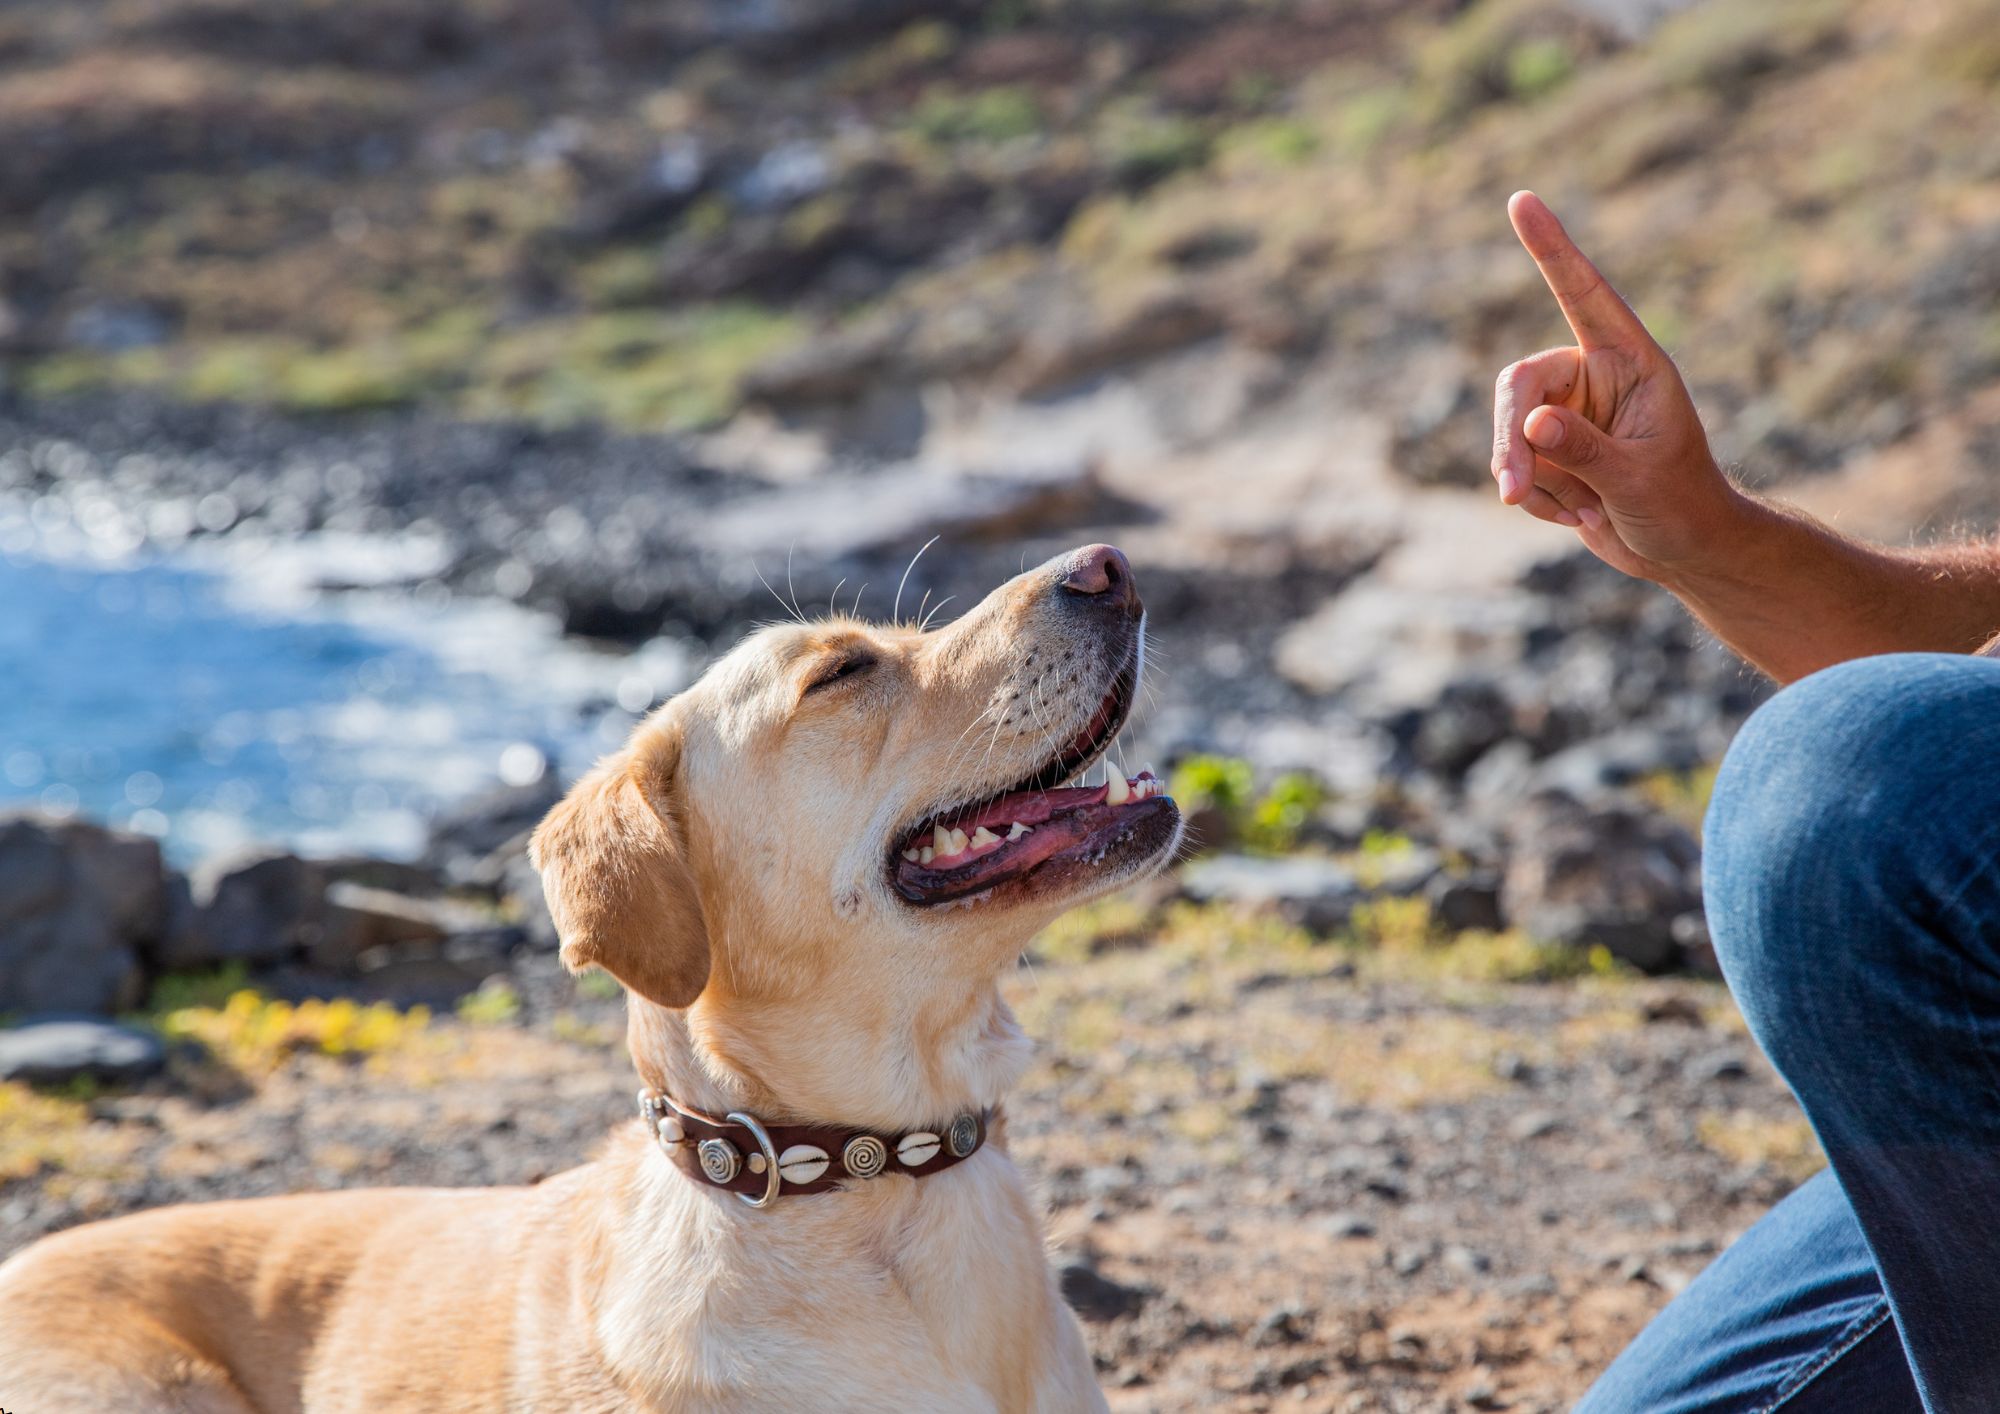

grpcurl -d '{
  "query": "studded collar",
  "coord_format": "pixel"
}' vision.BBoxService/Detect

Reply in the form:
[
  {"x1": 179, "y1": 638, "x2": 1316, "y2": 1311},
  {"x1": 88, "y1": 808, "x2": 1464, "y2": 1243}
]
[{"x1": 638, "y1": 1089, "x2": 993, "y2": 1208}]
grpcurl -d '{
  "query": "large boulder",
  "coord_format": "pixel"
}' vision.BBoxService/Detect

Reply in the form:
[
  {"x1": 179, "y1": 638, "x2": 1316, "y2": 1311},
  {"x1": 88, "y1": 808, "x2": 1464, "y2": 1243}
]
[
  {"x1": 1501, "y1": 792, "x2": 1704, "y2": 973},
  {"x1": 314, "y1": 881, "x2": 454, "y2": 972},
  {"x1": 165, "y1": 848, "x2": 330, "y2": 970},
  {"x1": 0, "y1": 813, "x2": 165, "y2": 1015}
]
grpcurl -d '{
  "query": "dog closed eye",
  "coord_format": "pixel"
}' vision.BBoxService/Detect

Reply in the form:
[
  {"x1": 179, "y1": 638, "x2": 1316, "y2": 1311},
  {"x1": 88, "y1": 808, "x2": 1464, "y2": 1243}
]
[{"x1": 803, "y1": 651, "x2": 877, "y2": 694}]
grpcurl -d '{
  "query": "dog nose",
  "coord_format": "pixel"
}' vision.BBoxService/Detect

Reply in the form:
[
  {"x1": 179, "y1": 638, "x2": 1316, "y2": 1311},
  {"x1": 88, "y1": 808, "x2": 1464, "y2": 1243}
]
[{"x1": 1060, "y1": 543, "x2": 1137, "y2": 608}]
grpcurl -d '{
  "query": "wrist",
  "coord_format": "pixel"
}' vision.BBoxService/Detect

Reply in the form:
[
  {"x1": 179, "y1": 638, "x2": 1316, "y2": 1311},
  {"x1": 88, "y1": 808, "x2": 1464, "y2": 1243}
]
[{"x1": 1649, "y1": 483, "x2": 1782, "y2": 600}]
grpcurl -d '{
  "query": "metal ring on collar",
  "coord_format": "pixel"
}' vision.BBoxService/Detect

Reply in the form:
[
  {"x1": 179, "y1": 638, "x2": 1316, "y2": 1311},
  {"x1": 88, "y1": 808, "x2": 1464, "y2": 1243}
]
[{"x1": 727, "y1": 1110, "x2": 782, "y2": 1208}]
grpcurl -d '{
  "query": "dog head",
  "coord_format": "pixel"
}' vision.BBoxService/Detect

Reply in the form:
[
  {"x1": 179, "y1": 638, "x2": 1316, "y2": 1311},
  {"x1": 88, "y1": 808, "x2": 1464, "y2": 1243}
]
[{"x1": 531, "y1": 543, "x2": 1181, "y2": 1116}]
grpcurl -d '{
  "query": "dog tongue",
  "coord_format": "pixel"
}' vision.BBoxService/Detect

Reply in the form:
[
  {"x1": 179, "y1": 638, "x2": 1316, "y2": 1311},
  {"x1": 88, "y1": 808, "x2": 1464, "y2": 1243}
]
[{"x1": 951, "y1": 784, "x2": 1107, "y2": 833}]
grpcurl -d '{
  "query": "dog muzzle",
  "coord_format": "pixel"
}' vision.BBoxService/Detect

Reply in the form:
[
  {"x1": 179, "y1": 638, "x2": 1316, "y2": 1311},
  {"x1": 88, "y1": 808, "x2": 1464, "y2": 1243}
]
[{"x1": 638, "y1": 1090, "x2": 992, "y2": 1208}]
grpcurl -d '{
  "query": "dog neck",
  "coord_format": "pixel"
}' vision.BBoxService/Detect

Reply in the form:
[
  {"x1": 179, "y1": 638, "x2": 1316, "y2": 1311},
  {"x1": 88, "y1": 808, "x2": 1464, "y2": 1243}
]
[{"x1": 623, "y1": 976, "x2": 1034, "y2": 1135}]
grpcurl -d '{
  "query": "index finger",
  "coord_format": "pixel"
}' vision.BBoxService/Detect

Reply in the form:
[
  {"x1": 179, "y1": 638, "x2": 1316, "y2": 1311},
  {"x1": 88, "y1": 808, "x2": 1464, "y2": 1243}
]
[{"x1": 1509, "y1": 191, "x2": 1653, "y2": 352}]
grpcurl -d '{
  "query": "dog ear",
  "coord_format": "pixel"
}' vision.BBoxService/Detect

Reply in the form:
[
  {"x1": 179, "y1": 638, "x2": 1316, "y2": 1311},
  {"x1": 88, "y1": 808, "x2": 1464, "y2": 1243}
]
[{"x1": 529, "y1": 716, "x2": 709, "y2": 1009}]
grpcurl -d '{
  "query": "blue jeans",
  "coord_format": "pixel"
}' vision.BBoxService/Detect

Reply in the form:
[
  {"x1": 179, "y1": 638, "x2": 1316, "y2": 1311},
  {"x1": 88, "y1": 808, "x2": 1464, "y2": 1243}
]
[{"x1": 1577, "y1": 653, "x2": 2000, "y2": 1413}]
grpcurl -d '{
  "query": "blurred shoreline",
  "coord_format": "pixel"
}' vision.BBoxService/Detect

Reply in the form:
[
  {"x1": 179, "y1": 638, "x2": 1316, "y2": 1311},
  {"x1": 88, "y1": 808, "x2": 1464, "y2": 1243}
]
[{"x1": 1, "y1": 507, "x2": 694, "y2": 865}]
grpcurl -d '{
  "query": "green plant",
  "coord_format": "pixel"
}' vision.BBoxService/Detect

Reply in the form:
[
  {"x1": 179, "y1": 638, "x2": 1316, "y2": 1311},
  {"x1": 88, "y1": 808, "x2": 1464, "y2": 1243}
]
[
  {"x1": 1168, "y1": 754, "x2": 1255, "y2": 819},
  {"x1": 911, "y1": 85, "x2": 1044, "y2": 145},
  {"x1": 1506, "y1": 37, "x2": 1575, "y2": 100},
  {"x1": 1416, "y1": 0, "x2": 1584, "y2": 131},
  {"x1": 155, "y1": 990, "x2": 432, "y2": 1073},
  {"x1": 142, "y1": 962, "x2": 253, "y2": 1016},
  {"x1": 1346, "y1": 897, "x2": 1599, "y2": 983},
  {"x1": 1217, "y1": 117, "x2": 1320, "y2": 171},
  {"x1": 457, "y1": 981, "x2": 522, "y2": 1027},
  {"x1": 1243, "y1": 771, "x2": 1327, "y2": 854},
  {"x1": 1638, "y1": 763, "x2": 1720, "y2": 834}
]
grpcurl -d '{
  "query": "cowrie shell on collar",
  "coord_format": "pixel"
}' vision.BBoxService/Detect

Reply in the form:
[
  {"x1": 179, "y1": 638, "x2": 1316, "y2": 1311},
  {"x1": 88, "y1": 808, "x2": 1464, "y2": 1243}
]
[
  {"x1": 778, "y1": 1145, "x2": 830, "y2": 1185},
  {"x1": 897, "y1": 1131, "x2": 940, "y2": 1168}
]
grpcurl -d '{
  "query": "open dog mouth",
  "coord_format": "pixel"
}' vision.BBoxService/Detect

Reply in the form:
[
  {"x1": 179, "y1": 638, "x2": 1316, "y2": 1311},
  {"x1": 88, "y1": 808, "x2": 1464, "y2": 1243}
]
[{"x1": 889, "y1": 656, "x2": 1180, "y2": 906}]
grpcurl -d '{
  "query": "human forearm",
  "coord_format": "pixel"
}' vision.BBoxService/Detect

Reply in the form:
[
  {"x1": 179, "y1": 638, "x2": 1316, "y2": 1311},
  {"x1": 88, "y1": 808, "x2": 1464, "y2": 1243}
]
[{"x1": 1664, "y1": 494, "x2": 2000, "y2": 683}]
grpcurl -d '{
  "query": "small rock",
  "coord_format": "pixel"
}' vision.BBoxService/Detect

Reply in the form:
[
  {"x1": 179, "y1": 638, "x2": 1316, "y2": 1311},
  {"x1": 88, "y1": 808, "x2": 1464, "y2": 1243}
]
[
  {"x1": 1463, "y1": 1377, "x2": 1505, "y2": 1409},
  {"x1": 1402, "y1": 677, "x2": 1516, "y2": 779},
  {"x1": 1443, "y1": 1244, "x2": 1491, "y2": 1277},
  {"x1": 1059, "y1": 1263, "x2": 1150, "y2": 1322},
  {"x1": 1685, "y1": 1050, "x2": 1751, "y2": 1083},
  {"x1": 1641, "y1": 994, "x2": 1707, "y2": 1027},
  {"x1": 0, "y1": 1017, "x2": 166, "y2": 1085},
  {"x1": 1178, "y1": 854, "x2": 1360, "y2": 934},
  {"x1": 1426, "y1": 870, "x2": 1506, "y2": 933},
  {"x1": 1508, "y1": 1110, "x2": 1561, "y2": 1142},
  {"x1": 1251, "y1": 1305, "x2": 1310, "y2": 1347},
  {"x1": 1324, "y1": 1212, "x2": 1376, "y2": 1239}
]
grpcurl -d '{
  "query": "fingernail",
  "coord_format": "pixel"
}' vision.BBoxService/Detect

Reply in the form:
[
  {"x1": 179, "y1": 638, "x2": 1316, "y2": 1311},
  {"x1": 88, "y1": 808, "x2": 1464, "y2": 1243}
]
[
  {"x1": 1555, "y1": 510, "x2": 1581, "y2": 528},
  {"x1": 1525, "y1": 412, "x2": 1563, "y2": 450},
  {"x1": 1577, "y1": 506, "x2": 1604, "y2": 531},
  {"x1": 1496, "y1": 468, "x2": 1518, "y2": 500}
]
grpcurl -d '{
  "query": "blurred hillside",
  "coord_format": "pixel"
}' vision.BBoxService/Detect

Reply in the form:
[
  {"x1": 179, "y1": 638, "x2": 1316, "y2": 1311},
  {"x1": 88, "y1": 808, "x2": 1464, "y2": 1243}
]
[{"x1": 2, "y1": 0, "x2": 1996, "y2": 527}]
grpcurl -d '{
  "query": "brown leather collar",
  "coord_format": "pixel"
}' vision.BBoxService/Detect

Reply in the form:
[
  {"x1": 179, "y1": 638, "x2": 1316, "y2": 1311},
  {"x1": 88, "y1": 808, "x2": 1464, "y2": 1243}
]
[{"x1": 638, "y1": 1089, "x2": 992, "y2": 1207}]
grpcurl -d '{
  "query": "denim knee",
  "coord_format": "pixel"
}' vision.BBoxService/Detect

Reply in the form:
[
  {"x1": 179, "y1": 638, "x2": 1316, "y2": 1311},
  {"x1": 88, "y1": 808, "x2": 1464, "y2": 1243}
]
[{"x1": 1702, "y1": 654, "x2": 2000, "y2": 1061}]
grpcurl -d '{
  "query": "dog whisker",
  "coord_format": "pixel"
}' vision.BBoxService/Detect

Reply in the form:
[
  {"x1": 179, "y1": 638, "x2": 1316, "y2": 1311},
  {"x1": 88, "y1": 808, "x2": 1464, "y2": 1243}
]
[
  {"x1": 894, "y1": 534, "x2": 941, "y2": 625},
  {"x1": 752, "y1": 559, "x2": 808, "y2": 627},
  {"x1": 785, "y1": 542, "x2": 807, "y2": 624}
]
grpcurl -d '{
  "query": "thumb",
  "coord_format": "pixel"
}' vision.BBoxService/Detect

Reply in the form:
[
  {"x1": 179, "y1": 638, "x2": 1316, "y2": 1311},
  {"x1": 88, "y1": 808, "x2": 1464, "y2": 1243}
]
[{"x1": 1523, "y1": 405, "x2": 1616, "y2": 483}]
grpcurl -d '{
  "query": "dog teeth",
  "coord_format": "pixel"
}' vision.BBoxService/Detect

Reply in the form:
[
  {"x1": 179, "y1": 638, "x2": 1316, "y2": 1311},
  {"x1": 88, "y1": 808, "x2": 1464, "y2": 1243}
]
[
  {"x1": 905, "y1": 767, "x2": 1169, "y2": 874},
  {"x1": 923, "y1": 825, "x2": 975, "y2": 864}
]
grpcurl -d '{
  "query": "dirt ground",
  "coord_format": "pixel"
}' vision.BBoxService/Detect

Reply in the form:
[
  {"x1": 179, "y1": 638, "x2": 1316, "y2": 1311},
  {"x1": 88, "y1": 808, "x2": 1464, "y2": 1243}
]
[{"x1": 0, "y1": 907, "x2": 1817, "y2": 1413}]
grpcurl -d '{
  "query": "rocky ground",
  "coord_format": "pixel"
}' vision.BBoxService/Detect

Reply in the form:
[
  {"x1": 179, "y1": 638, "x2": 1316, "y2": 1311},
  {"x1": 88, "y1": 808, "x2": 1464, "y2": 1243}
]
[{"x1": 0, "y1": 909, "x2": 1818, "y2": 1413}]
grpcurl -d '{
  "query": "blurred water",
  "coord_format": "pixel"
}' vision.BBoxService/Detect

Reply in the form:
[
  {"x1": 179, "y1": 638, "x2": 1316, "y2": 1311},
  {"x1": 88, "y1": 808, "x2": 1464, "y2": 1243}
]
[{"x1": 0, "y1": 544, "x2": 695, "y2": 865}]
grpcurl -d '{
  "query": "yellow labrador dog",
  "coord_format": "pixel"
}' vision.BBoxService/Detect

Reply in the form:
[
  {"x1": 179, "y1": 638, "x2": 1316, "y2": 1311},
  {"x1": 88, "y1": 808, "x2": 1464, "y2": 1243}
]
[{"x1": 0, "y1": 543, "x2": 1182, "y2": 1413}]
